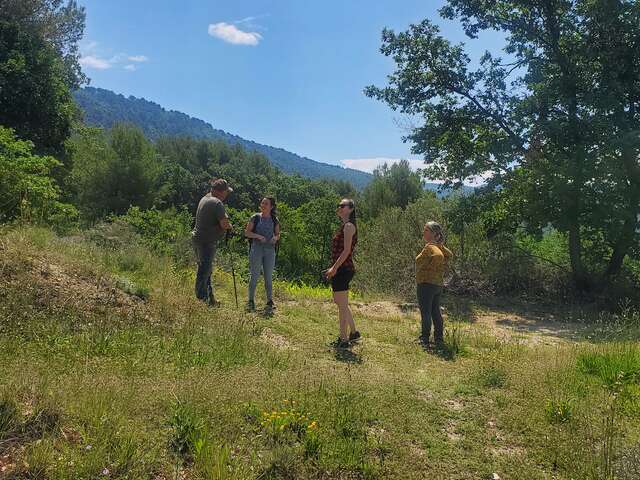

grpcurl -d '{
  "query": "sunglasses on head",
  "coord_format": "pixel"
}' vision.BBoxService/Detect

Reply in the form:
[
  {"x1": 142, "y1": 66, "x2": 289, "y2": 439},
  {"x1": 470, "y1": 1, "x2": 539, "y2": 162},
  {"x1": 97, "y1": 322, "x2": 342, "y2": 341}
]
[{"x1": 337, "y1": 203, "x2": 350, "y2": 209}]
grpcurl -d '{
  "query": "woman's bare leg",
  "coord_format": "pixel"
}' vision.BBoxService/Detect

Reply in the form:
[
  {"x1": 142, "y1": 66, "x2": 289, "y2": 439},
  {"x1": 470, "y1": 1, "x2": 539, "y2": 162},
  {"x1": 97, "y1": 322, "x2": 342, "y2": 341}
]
[{"x1": 333, "y1": 291, "x2": 351, "y2": 341}]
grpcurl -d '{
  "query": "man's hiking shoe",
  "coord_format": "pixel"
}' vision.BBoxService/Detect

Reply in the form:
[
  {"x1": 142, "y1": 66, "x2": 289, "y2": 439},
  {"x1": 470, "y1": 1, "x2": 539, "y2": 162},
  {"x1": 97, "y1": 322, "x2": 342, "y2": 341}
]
[
  {"x1": 245, "y1": 300, "x2": 255, "y2": 312},
  {"x1": 266, "y1": 300, "x2": 276, "y2": 310},
  {"x1": 349, "y1": 331, "x2": 361, "y2": 342}
]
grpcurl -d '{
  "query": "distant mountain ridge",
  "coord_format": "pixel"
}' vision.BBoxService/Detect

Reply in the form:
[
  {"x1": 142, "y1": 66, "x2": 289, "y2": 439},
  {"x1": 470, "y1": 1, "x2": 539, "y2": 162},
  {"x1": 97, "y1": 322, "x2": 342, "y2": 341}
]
[{"x1": 74, "y1": 87, "x2": 374, "y2": 189}]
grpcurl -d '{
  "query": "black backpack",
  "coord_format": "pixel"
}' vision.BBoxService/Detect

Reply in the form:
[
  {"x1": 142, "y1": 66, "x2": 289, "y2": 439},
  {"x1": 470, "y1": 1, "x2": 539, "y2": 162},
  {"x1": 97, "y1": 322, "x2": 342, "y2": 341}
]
[{"x1": 247, "y1": 214, "x2": 280, "y2": 254}]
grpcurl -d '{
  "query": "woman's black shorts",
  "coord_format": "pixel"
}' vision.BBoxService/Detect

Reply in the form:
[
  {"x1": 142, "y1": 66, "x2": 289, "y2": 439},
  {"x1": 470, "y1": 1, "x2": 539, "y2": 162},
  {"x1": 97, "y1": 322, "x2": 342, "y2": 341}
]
[{"x1": 331, "y1": 268, "x2": 354, "y2": 292}]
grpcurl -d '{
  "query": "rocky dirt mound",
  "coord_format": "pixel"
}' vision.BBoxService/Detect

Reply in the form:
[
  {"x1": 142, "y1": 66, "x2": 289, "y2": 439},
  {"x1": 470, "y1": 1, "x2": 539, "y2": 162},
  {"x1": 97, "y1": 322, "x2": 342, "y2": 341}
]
[{"x1": 0, "y1": 250, "x2": 148, "y2": 321}]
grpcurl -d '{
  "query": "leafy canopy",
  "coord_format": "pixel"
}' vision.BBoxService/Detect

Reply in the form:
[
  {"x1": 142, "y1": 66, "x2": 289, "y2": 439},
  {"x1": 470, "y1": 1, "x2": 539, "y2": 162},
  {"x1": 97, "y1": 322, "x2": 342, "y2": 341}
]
[
  {"x1": 366, "y1": 0, "x2": 640, "y2": 290},
  {"x1": 0, "y1": 125, "x2": 76, "y2": 225},
  {"x1": 0, "y1": 0, "x2": 86, "y2": 154}
]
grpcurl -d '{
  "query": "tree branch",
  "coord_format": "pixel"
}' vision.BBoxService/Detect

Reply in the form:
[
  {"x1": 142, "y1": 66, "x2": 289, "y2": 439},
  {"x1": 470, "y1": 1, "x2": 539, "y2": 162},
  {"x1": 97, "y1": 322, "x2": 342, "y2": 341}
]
[
  {"x1": 511, "y1": 243, "x2": 569, "y2": 270},
  {"x1": 451, "y1": 87, "x2": 527, "y2": 152}
]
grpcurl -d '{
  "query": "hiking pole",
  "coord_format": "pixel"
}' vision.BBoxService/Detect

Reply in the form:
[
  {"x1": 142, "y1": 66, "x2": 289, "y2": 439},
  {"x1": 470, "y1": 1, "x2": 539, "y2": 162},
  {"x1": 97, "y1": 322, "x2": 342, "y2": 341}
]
[{"x1": 225, "y1": 231, "x2": 239, "y2": 309}]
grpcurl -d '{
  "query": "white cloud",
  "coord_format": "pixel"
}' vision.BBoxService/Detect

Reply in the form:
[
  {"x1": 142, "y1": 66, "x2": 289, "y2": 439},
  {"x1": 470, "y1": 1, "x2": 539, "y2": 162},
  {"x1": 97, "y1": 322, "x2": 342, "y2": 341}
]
[
  {"x1": 128, "y1": 55, "x2": 149, "y2": 62},
  {"x1": 234, "y1": 14, "x2": 269, "y2": 29},
  {"x1": 341, "y1": 157, "x2": 425, "y2": 174},
  {"x1": 464, "y1": 171, "x2": 493, "y2": 187},
  {"x1": 208, "y1": 22, "x2": 262, "y2": 46},
  {"x1": 235, "y1": 16, "x2": 259, "y2": 25},
  {"x1": 82, "y1": 41, "x2": 99, "y2": 53},
  {"x1": 79, "y1": 55, "x2": 112, "y2": 70},
  {"x1": 78, "y1": 42, "x2": 149, "y2": 71}
]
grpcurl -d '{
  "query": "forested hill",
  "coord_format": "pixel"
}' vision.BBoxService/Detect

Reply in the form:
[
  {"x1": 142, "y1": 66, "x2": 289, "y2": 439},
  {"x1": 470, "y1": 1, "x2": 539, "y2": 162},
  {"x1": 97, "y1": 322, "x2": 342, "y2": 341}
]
[{"x1": 74, "y1": 87, "x2": 373, "y2": 189}]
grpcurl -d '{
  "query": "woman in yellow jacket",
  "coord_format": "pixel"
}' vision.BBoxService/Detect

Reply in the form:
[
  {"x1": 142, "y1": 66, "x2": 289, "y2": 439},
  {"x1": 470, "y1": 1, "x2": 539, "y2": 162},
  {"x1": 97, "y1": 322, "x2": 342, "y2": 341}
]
[{"x1": 416, "y1": 221, "x2": 453, "y2": 348}]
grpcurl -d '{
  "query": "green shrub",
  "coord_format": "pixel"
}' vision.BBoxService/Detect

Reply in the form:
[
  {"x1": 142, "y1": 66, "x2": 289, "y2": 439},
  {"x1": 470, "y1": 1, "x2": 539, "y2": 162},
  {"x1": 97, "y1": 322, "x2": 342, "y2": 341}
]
[
  {"x1": 259, "y1": 401, "x2": 319, "y2": 444},
  {"x1": 21, "y1": 439, "x2": 55, "y2": 478},
  {"x1": 545, "y1": 398, "x2": 574, "y2": 424},
  {"x1": 169, "y1": 401, "x2": 206, "y2": 458},
  {"x1": 440, "y1": 324, "x2": 467, "y2": 360},
  {"x1": 577, "y1": 345, "x2": 640, "y2": 388},
  {"x1": 356, "y1": 194, "x2": 443, "y2": 298},
  {"x1": 117, "y1": 206, "x2": 193, "y2": 262},
  {"x1": 84, "y1": 220, "x2": 141, "y2": 250},
  {"x1": 194, "y1": 441, "x2": 242, "y2": 479},
  {"x1": 477, "y1": 362, "x2": 508, "y2": 388},
  {"x1": 0, "y1": 125, "x2": 77, "y2": 226},
  {"x1": 68, "y1": 125, "x2": 159, "y2": 222},
  {"x1": 115, "y1": 275, "x2": 149, "y2": 299},
  {"x1": 0, "y1": 396, "x2": 19, "y2": 439}
]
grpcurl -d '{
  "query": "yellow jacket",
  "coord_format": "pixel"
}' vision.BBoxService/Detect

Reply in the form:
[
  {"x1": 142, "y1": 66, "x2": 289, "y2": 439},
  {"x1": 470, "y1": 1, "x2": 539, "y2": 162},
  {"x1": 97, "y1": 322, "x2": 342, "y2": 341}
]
[{"x1": 416, "y1": 243, "x2": 453, "y2": 286}]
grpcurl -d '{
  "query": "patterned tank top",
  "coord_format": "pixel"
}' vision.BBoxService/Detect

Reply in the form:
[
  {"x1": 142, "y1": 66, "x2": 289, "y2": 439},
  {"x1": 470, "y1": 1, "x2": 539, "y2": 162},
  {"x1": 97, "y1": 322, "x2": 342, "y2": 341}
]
[{"x1": 331, "y1": 223, "x2": 357, "y2": 271}]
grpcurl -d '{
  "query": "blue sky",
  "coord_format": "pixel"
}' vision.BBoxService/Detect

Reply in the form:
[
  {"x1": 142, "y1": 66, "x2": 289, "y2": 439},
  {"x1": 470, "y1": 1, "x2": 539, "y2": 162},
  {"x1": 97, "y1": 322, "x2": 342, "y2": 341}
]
[{"x1": 78, "y1": 0, "x2": 504, "y2": 173}]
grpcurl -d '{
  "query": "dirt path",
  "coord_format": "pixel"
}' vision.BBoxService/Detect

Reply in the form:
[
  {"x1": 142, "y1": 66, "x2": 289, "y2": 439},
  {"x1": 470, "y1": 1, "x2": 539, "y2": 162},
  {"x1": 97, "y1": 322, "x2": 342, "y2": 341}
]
[{"x1": 348, "y1": 297, "x2": 590, "y2": 345}]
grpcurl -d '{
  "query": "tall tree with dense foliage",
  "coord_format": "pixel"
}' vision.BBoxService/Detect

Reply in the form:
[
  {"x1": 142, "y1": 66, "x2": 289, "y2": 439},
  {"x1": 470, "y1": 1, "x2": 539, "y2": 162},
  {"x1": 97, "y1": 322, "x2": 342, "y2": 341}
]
[
  {"x1": 366, "y1": 0, "x2": 640, "y2": 292},
  {"x1": 0, "y1": 0, "x2": 86, "y2": 154},
  {"x1": 361, "y1": 160, "x2": 423, "y2": 218},
  {"x1": 68, "y1": 124, "x2": 159, "y2": 221},
  {"x1": 0, "y1": 125, "x2": 76, "y2": 223}
]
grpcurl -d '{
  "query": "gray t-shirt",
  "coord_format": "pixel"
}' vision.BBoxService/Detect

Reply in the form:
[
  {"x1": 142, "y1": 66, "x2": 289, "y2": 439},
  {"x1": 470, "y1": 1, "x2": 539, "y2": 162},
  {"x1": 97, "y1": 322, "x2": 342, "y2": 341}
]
[
  {"x1": 251, "y1": 214, "x2": 276, "y2": 246},
  {"x1": 193, "y1": 194, "x2": 226, "y2": 243}
]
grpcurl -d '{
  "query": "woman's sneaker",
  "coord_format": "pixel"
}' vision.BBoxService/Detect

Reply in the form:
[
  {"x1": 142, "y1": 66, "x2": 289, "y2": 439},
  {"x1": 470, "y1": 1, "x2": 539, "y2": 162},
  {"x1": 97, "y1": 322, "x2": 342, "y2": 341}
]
[{"x1": 349, "y1": 331, "x2": 361, "y2": 342}]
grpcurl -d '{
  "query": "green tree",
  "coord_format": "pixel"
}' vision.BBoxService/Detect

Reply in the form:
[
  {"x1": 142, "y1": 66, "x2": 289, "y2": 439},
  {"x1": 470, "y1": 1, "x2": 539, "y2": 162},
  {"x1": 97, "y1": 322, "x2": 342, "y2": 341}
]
[
  {"x1": 68, "y1": 124, "x2": 159, "y2": 221},
  {"x1": 154, "y1": 160, "x2": 197, "y2": 209},
  {"x1": 154, "y1": 135, "x2": 350, "y2": 213},
  {"x1": 366, "y1": 1, "x2": 640, "y2": 292},
  {"x1": 356, "y1": 195, "x2": 443, "y2": 297},
  {"x1": 0, "y1": 125, "x2": 76, "y2": 224},
  {"x1": 361, "y1": 160, "x2": 423, "y2": 218},
  {"x1": 0, "y1": 0, "x2": 86, "y2": 154}
]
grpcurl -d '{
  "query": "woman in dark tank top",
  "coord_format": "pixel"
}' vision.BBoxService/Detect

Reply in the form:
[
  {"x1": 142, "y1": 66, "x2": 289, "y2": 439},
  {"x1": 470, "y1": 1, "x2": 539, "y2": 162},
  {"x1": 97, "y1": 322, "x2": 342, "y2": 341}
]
[{"x1": 325, "y1": 198, "x2": 360, "y2": 348}]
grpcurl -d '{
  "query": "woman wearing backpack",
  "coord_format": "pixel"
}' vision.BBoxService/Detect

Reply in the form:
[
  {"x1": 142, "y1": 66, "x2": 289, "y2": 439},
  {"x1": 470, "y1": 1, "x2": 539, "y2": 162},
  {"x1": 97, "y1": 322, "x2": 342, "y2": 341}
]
[
  {"x1": 245, "y1": 197, "x2": 280, "y2": 311},
  {"x1": 325, "y1": 198, "x2": 360, "y2": 348},
  {"x1": 416, "y1": 221, "x2": 453, "y2": 349}
]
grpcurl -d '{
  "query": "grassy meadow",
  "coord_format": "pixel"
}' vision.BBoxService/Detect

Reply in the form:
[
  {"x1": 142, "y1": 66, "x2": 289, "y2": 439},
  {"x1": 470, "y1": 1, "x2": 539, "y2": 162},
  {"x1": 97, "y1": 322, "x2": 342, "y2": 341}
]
[{"x1": 1, "y1": 226, "x2": 639, "y2": 479}]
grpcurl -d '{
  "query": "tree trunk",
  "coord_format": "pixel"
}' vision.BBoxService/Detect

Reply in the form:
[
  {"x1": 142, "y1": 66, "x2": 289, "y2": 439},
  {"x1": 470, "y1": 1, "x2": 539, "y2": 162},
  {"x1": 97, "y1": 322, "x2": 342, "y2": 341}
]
[
  {"x1": 605, "y1": 142, "x2": 640, "y2": 278},
  {"x1": 568, "y1": 221, "x2": 591, "y2": 292},
  {"x1": 605, "y1": 229, "x2": 633, "y2": 278},
  {"x1": 460, "y1": 222, "x2": 465, "y2": 263},
  {"x1": 542, "y1": 7, "x2": 591, "y2": 293}
]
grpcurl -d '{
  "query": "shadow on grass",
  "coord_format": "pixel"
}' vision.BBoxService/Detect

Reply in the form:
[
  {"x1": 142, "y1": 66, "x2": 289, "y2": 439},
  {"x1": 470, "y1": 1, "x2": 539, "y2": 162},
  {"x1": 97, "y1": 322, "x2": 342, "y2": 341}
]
[
  {"x1": 446, "y1": 295, "x2": 478, "y2": 323},
  {"x1": 333, "y1": 346, "x2": 363, "y2": 364},
  {"x1": 418, "y1": 339, "x2": 460, "y2": 362},
  {"x1": 260, "y1": 306, "x2": 275, "y2": 318},
  {"x1": 431, "y1": 346, "x2": 458, "y2": 361}
]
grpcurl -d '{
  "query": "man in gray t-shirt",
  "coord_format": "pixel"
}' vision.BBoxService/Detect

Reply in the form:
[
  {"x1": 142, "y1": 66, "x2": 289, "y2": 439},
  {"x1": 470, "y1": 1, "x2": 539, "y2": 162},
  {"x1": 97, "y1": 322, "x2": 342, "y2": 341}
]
[
  {"x1": 193, "y1": 178, "x2": 233, "y2": 305},
  {"x1": 193, "y1": 194, "x2": 227, "y2": 243}
]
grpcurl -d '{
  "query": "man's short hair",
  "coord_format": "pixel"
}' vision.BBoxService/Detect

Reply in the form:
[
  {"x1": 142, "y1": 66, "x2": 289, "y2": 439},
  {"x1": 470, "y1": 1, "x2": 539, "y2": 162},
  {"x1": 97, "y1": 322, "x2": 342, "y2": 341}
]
[{"x1": 210, "y1": 178, "x2": 233, "y2": 193}]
